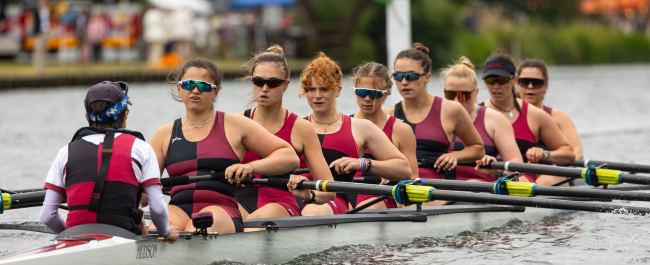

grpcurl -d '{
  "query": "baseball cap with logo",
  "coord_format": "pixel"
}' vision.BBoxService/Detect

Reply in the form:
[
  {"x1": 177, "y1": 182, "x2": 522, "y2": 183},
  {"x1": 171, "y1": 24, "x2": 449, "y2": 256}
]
[
  {"x1": 85, "y1": 81, "x2": 132, "y2": 122},
  {"x1": 482, "y1": 60, "x2": 516, "y2": 79}
]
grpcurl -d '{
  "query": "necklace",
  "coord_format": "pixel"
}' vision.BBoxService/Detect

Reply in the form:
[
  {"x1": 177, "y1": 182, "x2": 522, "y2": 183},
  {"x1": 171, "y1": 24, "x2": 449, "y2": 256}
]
[
  {"x1": 470, "y1": 105, "x2": 479, "y2": 117},
  {"x1": 312, "y1": 113, "x2": 341, "y2": 132},
  {"x1": 182, "y1": 111, "x2": 214, "y2": 131},
  {"x1": 490, "y1": 99, "x2": 515, "y2": 119}
]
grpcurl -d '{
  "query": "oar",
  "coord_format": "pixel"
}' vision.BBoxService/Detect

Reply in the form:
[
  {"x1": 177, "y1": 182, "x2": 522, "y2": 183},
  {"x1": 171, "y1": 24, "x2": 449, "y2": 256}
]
[
  {"x1": 1, "y1": 172, "x2": 228, "y2": 213},
  {"x1": 484, "y1": 161, "x2": 650, "y2": 187},
  {"x1": 570, "y1": 159, "x2": 650, "y2": 174},
  {"x1": 241, "y1": 177, "x2": 650, "y2": 215},
  {"x1": 353, "y1": 175, "x2": 650, "y2": 202}
]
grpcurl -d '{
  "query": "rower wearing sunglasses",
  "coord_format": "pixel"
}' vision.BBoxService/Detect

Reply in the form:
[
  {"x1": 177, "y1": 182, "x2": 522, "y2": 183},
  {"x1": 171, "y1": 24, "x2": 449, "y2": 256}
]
[
  {"x1": 298, "y1": 52, "x2": 411, "y2": 215},
  {"x1": 479, "y1": 51, "x2": 575, "y2": 182},
  {"x1": 440, "y1": 57, "x2": 523, "y2": 182},
  {"x1": 148, "y1": 58, "x2": 299, "y2": 234},
  {"x1": 348, "y1": 62, "x2": 418, "y2": 210},
  {"x1": 383, "y1": 43, "x2": 484, "y2": 190},
  {"x1": 516, "y1": 59, "x2": 583, "y2": 186},
  {"x1": 234, "y1": 46, "x2": 335, "y2": 229}
]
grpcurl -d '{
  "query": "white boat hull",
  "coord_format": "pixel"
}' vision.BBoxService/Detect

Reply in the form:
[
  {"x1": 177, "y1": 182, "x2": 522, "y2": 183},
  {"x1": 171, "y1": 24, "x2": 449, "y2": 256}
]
[{"x1": 0, "y1": 205, "x2": 561, "y2": 264}]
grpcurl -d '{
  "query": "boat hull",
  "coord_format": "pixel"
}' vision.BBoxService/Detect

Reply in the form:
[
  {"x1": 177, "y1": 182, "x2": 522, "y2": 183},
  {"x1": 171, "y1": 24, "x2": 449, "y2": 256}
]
[{"x1": 0, "y1": 205, "x2": 560, "y2": 264}]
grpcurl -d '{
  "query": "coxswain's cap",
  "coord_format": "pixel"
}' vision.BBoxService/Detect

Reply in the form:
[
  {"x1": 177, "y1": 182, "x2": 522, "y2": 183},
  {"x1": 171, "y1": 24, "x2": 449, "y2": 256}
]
[
  {"x1": 85, "y1": 81, "x2": 132, "y2": 122},
  {"x1": 482, "y1": 61, "x2": 516, "y2": 79}
]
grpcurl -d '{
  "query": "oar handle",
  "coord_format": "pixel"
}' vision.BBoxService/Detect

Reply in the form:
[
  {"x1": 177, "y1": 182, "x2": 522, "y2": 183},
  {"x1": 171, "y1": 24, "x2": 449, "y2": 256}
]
[{"x1": 160, "y1": 172, "x2": 227, "y2": 188}]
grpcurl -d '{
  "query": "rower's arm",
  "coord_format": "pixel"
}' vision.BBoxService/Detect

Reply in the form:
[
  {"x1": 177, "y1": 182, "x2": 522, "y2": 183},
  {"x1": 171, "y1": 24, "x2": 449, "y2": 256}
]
[
  {"x1": 392, "y1": 120, "x2": 419, "y2": 179},
  {"x1": 294, "y1": 119, "x2": 335, "y2": 203},
  {"x1": 552, "y1": 109, "x2": 583, "y2": 160},
  {"x1": 40, "y1": 190, "x2": 66, "y2": 233},
  {"x1": 237, "y1": 115, "x2": 300, "y2": 175},
  {"x1": 536, "y1": 108, "x2": 575, "y2": 165},
  {"x1": 449, "y1": 101, "x2": 485, "y2": 162},
  {"x1": 357, "y1": 119, "x2": 411, "y2": 181},
  {"x1": 144, "y1": 185, "x2": 169, "y2": 237}
]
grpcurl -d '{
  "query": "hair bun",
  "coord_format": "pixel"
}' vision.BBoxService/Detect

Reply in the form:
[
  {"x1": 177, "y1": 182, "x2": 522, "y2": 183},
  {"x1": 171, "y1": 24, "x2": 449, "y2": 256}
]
[
  {"x1": 411, "y1": 42, "x2": 430, "y2": 55},
  {"x1": 266, "y1": 45, "x2": 284, "y2": 55},
  {"x1": 459, "y1": 56, "x2": 475, "y2": 70}
]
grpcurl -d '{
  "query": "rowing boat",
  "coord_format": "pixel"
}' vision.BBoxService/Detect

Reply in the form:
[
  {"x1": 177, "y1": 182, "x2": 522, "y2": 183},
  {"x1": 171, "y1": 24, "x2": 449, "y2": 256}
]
[{"x1": 0, "y1": 204, "x2": 562, "y2": 264}]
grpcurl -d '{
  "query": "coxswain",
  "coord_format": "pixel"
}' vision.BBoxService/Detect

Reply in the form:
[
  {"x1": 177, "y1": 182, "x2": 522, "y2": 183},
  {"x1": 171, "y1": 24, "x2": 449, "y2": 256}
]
[
  {"x1": 479, "y1": 51, "x2": 575, "y2": 182},
  {"x1": 516, "y1": 59, "x2": 583, "y2": 186},
  {"x1": 148, "y1": 58, "x2": 300, "y2": 234},
  {"x1": 349, "y1": 62, "x2": 418, "y2": 210},
  {"x1": 235, "y1": 45, "x2": 335, "y2": 229},
  {"x1": 40, "y1": 81, "x2": 179, "y2": 243},
  {"x1": 440, "y1": 57, "x2": 523, "y2": 181},
  {"x1": 299, "y1": 52, "x2": 411, "y2": 215},
  {"x1": 383, "y1": 43, "x2": 485, "y2": 186}
]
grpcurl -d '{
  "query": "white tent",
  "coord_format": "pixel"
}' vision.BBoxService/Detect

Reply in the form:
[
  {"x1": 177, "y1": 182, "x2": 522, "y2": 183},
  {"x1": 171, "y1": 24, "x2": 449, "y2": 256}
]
[{"x1": 148, "y1": 0, "x2": 213, "y2": 15}]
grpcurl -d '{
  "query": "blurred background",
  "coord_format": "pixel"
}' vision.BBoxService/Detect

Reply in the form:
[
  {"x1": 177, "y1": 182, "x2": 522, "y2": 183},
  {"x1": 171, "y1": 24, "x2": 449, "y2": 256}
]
[{"x1": 0, "y1": 0, "x2": 648, "y2": 86}]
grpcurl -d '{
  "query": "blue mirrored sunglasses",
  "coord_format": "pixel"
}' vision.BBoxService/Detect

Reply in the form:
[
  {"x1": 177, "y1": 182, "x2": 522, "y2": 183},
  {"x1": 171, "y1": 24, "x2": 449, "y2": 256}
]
[
  {"x1": 354, "y1": 87, "x2": 385, "y2": 99},
  {"x1": 392, "y1": 72, "x2": 427, "y2": 82},
  {"x1": 178, "y1": 80, "x2": 218, "y2": 92}
]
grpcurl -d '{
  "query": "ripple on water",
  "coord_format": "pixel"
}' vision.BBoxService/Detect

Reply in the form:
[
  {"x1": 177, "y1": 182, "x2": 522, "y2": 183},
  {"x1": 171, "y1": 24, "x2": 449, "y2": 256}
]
[{"x1": 0, "y1": 231, "x2": 53, "y2": 257}]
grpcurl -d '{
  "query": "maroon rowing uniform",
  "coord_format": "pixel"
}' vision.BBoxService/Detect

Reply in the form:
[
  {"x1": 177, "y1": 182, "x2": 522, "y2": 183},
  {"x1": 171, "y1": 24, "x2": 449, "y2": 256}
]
[
  {"x1": 237, "y1": 108, "x2": 302, "y2": 217},
  {"x1": 165, "y1": 111, "x2": 244, "y2": 232},
  {"x1": 393, "y1": 96, "x2": 450, "y2": 179},
  {"x1": 351, "y1": 114, "x2": 398, "y2": 208},
  {"x1": 480, "y1": 101, "x2": 537, "y2": 182},
  {"x1": 299, "y1": 114, "x2": 359, "y2": 214},
  {"x1": 445, "y1": 106, "x2": 499, "y2": 182}
]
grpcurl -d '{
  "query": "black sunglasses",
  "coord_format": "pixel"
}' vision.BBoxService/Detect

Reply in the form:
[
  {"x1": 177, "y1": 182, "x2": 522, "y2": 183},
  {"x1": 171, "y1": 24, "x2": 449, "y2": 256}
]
[
  {"x1": 392, "y1": 72, "x2": 427, "y2": 82},
  {"x1": 517, "y1": 78, "x2": 545, "y2": 89},
  {"x1": 444, "y1": 89, "x2": 475, "y2": 101},
  {"x1": 252, "y1": 77, "x2": 287, "y2": 88}
]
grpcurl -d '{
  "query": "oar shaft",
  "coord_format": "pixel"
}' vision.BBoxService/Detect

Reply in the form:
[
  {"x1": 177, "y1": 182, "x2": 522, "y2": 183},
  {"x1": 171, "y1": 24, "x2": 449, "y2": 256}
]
[
  {"x1": 428, "y1": 189, "x2": 650, "y2": 214},
  {"x1": 489, "y1": 162, "x2": 582, "y2": 177},
  {"x1": 573, "y1": 159, "x2": 650, "y2": 173},
  {"x1": 246, "y1": 177, "x2": 650, "y2": 215},
  {"x1": 619, "y1": 174, "x2": 650, "y2": 185}
]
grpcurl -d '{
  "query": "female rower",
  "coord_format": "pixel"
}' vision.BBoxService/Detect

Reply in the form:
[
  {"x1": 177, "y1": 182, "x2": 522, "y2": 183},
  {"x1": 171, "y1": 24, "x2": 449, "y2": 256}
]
[
  {"x1": 349, "y1": 62, "x2": 418, "y2": 210},
  {"x1": 149, "y1": 58, "x2": 300, "y2": 234},
  {"x1": 299, "y1": 52, "x2": 411, "y2": 215},
  {"x1": 516, "y1": 59, "x2": 583, "y2": 186},
  {"x1": 479, "y1": 52, "x2": 575, "y2": 182},
  {"x1": 383, "y1": 43, "x2": 485, "y2": 182},
  {"x1": 440, "y1": 57, "x2": 523, "y2": 181},
  {"x1": 235, "y1": 45, "x2": 336, "y2": 227}
]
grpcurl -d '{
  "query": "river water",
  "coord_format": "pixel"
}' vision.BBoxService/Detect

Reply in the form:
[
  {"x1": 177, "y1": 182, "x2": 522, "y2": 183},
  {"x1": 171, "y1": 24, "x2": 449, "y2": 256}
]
[{"x1": 1, "y1": 64, "x2": 650, "y2": 264}]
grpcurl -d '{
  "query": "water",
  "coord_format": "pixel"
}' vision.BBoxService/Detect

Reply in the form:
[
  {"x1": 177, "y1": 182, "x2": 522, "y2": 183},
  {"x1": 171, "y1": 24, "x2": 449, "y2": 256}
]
[{"x1": 1, "y1": 64, "x2": 650, "y2": 263}]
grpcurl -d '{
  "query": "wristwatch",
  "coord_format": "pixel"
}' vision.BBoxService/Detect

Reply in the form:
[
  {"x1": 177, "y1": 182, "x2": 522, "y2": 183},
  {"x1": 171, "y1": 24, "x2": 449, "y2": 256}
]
[{"x1": 303, "y1": 190, "x2": 317, "y2": 204}]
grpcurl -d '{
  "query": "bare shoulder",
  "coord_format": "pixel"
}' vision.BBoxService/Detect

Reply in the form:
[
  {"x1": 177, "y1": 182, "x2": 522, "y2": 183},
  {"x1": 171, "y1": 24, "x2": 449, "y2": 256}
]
[
  {"x1": 391, "y1": 119, "x2": 414, "y2": 140},
  {"x1": 441, "y1": 99, "x2": 465, "y2": 113},
  {"x1": 351, "y1": 117, "x2": 377, "y2": 131},
  {"x1": 234, "y1": 111, "x2": 245, "y2": 116},
  {"x1": 293, "y1": 118, "x2": 318, "y2": 138},
  {"x1": 483, "y1": 107, "x2": 510, "y2": 126},
  {"x1": 152, "y1": 121, "x2": 174, "y2": 138},
  {"x1": 551, "y1": 108, "x2": 571, "y2": 121},
  {"x1": 383, "y1": 104, "x2": 396, "y2": 116},
  {"x1": 224, "y1": 112, "x2": 252, "y2": 123}
]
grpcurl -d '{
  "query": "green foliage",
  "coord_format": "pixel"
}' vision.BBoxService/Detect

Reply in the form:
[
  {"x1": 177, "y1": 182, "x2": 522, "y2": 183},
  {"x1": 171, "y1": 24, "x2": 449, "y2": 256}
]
[{"x1": 457, "y1": 23, "x2": 650, "y2": 66}]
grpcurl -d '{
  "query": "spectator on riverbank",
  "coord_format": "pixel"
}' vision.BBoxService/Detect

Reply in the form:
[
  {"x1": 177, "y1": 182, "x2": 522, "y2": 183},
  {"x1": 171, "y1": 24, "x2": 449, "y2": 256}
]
[
  {"x1": 85, "y1": 11, "x2": 108, "y2": 63},
  {"x1": 170, "y1": 8, "x2": 193, "y2": 58},
  {"x1": 143, "y1": 5, "x2": 166, "y2": 67}
]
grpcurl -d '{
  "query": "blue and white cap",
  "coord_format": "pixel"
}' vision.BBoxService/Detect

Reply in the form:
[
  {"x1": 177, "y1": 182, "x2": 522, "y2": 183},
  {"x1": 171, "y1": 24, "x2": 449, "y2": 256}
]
[{"x1": 85, "y1": 81, "x2": 132, "y2": 122}]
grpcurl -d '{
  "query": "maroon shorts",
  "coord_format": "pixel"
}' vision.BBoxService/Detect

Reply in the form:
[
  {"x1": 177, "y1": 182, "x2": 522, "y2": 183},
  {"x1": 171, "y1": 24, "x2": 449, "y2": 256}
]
[
  {"x1": 326, "y1": 194, "x2": 350, "y2": 215},
  {"x1": 169, "y1": 189, "x2": 244, "y2": 232},
  {"x1": 237, "y1": 186, "x2": 302, "y2": 217},
  {"x1": 356, "y1": 194, "x2": 398, "y2": 208}
]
